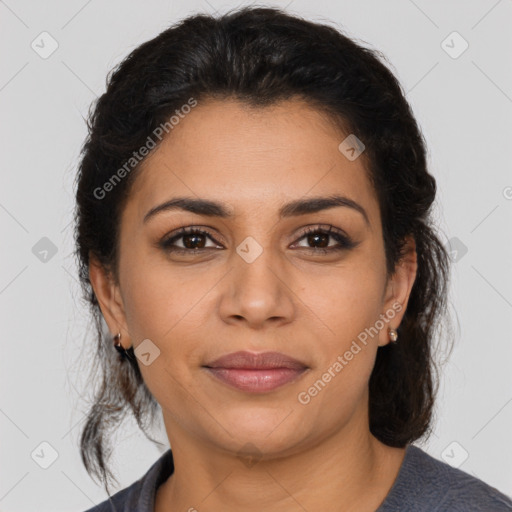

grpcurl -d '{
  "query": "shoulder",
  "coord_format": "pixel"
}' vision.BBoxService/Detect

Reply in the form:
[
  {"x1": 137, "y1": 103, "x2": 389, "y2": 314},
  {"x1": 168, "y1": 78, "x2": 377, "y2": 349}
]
[
  {"x1": 379, "y1": 444, "x2": 512, "y2": 511},
  {"x1": 81, "y1": 449, "x2": 175, "y2": 512}
]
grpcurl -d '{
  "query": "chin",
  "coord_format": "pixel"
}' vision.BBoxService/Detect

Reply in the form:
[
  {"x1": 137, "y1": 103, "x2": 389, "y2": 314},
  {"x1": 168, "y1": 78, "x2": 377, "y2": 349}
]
[{"x1": 207, "y1": 407, "x2": 311, "y2": 457}]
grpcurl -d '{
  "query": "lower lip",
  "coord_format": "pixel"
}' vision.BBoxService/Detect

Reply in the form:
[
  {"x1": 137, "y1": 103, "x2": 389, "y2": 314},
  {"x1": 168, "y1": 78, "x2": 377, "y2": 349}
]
[{"x1": 204, "y1": 367, "x2": 307, "y2": 393}]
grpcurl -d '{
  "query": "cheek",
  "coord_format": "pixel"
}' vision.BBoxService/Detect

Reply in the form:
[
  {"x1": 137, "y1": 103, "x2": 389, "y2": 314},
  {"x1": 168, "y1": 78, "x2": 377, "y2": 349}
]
[
  {"x1": 295, "y1": 283, "x2": 382, "y2": 419},
  {"x1": 119, "y1": 248, "x2": 205, "y2": 342},
  {"x1": 293, "y1": 254, "x2": 386, "y2": 406},
  {"x1": 118, "y1": 258, "x2": 206, "y2": 411},
  {"x1": 118, "y1": 253, "x2": 216, "y2": 389},
  {"x1": 301, "y1": 261, "x2": 386, "y2": 347}
]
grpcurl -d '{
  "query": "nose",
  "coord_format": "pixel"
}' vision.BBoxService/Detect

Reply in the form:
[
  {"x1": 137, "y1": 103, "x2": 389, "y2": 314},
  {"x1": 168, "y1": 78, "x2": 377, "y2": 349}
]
[{"x1": 218, "y1": 245, "x2": 296, "y2": 330}]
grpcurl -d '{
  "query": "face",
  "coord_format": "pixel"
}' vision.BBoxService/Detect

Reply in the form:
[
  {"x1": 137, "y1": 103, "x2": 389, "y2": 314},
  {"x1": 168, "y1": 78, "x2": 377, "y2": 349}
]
[{"x1": 91, "y1": 98, "x2": 416, "y2": 459}]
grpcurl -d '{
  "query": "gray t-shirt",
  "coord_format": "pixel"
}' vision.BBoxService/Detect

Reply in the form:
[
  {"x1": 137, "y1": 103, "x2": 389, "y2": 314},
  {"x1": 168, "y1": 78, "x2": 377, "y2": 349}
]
[{"x1": 83, "y1": 444, "x2": 512, "y2": 511}]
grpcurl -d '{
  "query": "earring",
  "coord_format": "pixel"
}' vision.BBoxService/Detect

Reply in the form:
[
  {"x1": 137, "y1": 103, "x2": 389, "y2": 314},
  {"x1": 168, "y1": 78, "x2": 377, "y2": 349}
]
[
  {"x1": 113, "y1": 332, "x2": 125, "y2": 354},
  {"x1": 388, "y1": 328, "x2": 398, "y2": 343}
]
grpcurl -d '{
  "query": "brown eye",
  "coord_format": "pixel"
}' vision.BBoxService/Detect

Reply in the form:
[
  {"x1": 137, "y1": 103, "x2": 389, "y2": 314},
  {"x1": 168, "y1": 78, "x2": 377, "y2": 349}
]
[
  {"x1": 292, "y1": 225, "x2": 358, "y2": 253},
  {"x1": 160, "y1": 227, "x2": 222, "y2": 254}
]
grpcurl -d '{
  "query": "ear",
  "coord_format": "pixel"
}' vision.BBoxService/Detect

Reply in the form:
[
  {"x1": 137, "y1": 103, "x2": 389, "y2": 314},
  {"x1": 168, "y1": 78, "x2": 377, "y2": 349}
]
[
  {"x1": 88, "y1": 252, "x2": 130, "y2": 349},
  {"x1": 377, "y1": 235, "x2": 418, "y2": 347}
]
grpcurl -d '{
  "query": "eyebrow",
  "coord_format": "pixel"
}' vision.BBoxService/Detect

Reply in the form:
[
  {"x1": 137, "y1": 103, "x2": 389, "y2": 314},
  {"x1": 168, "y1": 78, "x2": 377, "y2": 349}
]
[{"x1": 143, "y1": 194, "x2": 370, "y2": 226}]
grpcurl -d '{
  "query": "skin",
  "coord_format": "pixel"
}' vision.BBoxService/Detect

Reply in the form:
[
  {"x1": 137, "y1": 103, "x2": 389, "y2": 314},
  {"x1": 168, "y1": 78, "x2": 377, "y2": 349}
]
[{"x1": 89, "y1": 98, "x2": 417, "y2": 511}]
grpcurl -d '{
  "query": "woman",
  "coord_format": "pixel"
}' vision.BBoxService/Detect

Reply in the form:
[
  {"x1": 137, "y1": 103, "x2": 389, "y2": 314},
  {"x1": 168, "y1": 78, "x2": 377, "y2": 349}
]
[{"x1": 75, "y1": 6, "x2": 512, "y2": 511}]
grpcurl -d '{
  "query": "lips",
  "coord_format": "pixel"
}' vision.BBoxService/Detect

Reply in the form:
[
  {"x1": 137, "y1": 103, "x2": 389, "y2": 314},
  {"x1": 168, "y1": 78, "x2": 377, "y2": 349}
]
[{"x1": 203, "y1": 351, "x2": 308, "y2": 393}]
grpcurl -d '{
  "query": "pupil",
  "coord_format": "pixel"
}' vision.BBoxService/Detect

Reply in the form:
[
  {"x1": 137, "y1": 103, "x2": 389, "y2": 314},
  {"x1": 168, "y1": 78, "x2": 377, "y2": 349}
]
[
  {"x1": 184, "y1": 234, "x2": 204, "y2": 249},
  {"x1": 309, "y1": 233, "x2": 328, "y2": 248}
]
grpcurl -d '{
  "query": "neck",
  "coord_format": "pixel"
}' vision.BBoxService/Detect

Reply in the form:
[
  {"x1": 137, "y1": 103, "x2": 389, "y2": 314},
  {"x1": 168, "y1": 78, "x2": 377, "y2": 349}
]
[{"x1": 155, "y1": 406, "x2": 406, "y2": 512}]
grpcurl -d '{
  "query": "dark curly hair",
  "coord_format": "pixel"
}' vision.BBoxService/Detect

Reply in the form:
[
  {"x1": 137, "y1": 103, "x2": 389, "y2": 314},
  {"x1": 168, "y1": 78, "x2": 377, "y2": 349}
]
[{"x1": 73, "y1": 5, "x2": 452, "y2": 495}]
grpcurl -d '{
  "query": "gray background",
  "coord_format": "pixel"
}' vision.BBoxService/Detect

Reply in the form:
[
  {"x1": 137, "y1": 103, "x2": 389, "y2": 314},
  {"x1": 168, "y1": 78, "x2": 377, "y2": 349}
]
[{"x1": 1, "y1": 0, "x2": 511, "y2": 510}]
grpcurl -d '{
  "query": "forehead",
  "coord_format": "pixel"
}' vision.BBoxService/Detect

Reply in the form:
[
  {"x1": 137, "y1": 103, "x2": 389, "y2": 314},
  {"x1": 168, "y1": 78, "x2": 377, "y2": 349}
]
[{"x1": 125, "y1": 98, "x2": 378, "y2": 223}]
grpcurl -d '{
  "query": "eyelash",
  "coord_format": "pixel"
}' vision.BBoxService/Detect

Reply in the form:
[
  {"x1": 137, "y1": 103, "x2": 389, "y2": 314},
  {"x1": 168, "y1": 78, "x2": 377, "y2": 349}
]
[{"x1": 158, "y1": 224, "x2": 358, "y2": 256}]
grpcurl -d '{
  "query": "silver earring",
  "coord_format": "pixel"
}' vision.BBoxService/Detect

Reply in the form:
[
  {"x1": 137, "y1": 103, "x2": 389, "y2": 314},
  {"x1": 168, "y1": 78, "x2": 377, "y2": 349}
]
[{"x1": 388, "y1": 328, "x2": 398, "y2": 343}]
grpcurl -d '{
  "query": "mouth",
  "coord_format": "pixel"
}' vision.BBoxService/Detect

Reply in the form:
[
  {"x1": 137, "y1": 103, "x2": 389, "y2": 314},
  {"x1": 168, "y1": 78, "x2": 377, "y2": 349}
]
[{"x1": 202, "y1": 351, "x2": 309, "y2": 393}]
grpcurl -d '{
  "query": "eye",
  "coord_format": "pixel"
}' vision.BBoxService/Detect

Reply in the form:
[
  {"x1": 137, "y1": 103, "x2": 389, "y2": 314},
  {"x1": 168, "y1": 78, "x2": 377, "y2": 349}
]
[
  {"x1": 292, "y1": 224, "x2": 358, "y2": 254},
  {"x1": 158, "y1": 224, "x2": 358, "y2": 257},
  {"x1": 159, "y1": 227, "x2": 222, "y2": 254}
]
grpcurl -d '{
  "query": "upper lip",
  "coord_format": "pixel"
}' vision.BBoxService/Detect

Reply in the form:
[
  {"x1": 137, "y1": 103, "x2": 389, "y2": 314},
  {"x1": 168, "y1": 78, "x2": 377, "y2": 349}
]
[{"x1": 204, "y1": 351, "x2": 308, "y2": 370}]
